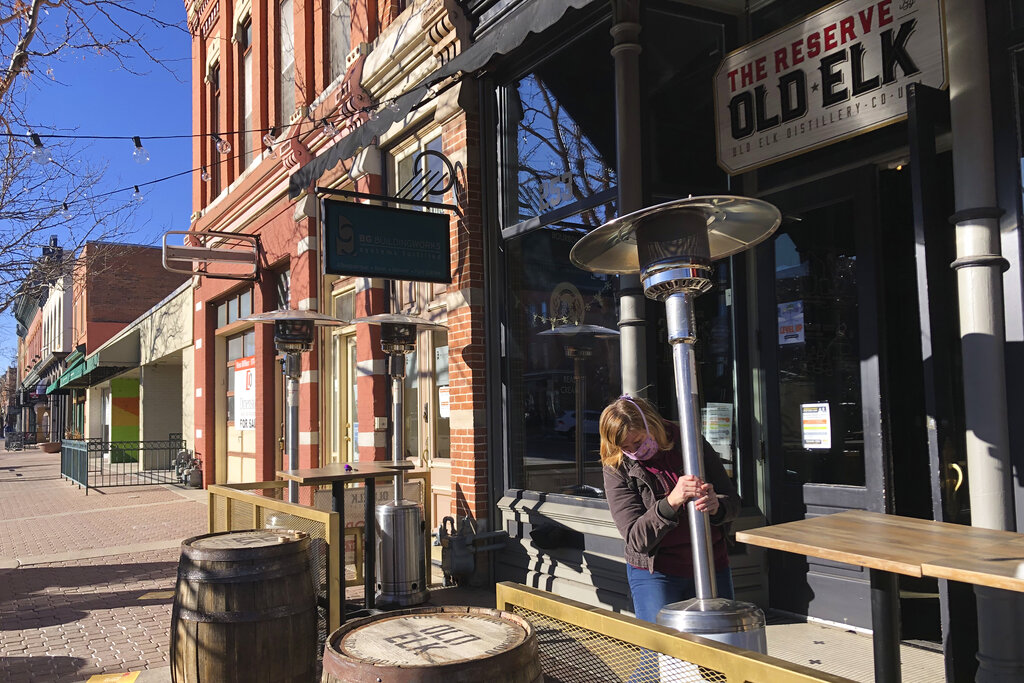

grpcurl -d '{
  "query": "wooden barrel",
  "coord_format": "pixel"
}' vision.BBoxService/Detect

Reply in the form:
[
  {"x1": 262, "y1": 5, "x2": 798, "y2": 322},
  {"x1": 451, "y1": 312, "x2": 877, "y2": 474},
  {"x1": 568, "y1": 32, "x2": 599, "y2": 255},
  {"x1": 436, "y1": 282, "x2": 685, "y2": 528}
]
[
  {"x1": 322, "y1": 606, "x2": 543, "y2": 683},
  {"x1": 171, "y1": 529, "x2": 317, "y2": 683}
]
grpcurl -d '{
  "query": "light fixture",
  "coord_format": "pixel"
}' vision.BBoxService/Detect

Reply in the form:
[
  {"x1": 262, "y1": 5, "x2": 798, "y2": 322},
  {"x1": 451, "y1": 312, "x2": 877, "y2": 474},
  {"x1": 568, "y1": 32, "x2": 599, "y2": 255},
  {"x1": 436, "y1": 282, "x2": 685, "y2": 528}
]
[
  {"x1": 262, "y1": 127, "x2": 277, "y2": 147},
  {"x1": 212, "y1": 134, "x2": 231, "y2": 155},
  {"x1": 369, "y1": 108, "x2": 381, "y2": 122},
  {"x1": 132, "y1": 136, "x2": 150, "y2": 164},
  {"x1": 29, "y1": 132, "x2": 51, "y2": 165},
  {"x1": 200, "y1": 166, "x2": 211, "y2": 182},
  {"x1": 132, "y1": 185, "x2": 144, "y2": 203},
  {"x1": 61, "y1": 202, "x2": 72, "y2": 220},
  {"x1": 387, "y1": 100, "x2": 402, "y2": 113},
  {"x1": 322, "y1": 118, "x2": 340, "y2": 137}
]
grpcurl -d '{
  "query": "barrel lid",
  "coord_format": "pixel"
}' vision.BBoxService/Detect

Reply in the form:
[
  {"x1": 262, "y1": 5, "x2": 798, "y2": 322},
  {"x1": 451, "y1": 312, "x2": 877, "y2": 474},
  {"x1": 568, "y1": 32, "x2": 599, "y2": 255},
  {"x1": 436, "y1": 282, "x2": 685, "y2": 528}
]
[
  {"x1": 338, "y1": 610, "x2": 528, "y2": 667},
  {"x1": 190, "y1": 529, "x2": 307, "y2": 550}
]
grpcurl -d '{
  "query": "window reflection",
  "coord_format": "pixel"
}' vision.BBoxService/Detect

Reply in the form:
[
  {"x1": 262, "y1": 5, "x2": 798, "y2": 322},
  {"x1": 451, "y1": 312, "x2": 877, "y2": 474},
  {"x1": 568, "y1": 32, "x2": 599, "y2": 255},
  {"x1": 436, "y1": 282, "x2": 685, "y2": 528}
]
[
  {"x1": 505, "y1": 21, "x2": 616, "y2": 227},
  {"x1": 506, "y1": 228, "x2": 620, "y2": 495}
]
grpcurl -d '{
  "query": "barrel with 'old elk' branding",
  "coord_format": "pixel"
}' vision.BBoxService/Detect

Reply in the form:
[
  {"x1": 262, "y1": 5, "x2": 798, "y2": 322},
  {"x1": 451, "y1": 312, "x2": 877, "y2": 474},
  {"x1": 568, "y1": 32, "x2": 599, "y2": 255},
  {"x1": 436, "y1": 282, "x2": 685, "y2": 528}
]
[{"x1": 713, "y1": 0, "x2": 947, "y2": 174}]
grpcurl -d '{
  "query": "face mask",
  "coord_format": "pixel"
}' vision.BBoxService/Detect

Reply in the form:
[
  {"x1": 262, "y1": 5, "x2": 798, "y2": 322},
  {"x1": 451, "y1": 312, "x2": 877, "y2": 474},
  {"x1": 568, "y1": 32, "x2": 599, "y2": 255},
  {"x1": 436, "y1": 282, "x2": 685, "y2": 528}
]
[{"x1": 619, "y1": 396, "x2": 660, "y2": 461}]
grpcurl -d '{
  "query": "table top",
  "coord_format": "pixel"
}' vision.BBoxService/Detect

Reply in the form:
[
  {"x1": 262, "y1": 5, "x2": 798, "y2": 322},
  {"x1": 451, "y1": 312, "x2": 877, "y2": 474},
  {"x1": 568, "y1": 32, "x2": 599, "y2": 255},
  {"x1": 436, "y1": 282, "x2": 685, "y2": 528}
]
[
  {"x1": 277, "y1": 460, "x2": 418, "y2": 485},
  {"x1": 735, "y1": 509, "x2": 1024, "y2": 579},
  {"x1": 921, "y1": 550, "x2": 1024, "y2": 592}
]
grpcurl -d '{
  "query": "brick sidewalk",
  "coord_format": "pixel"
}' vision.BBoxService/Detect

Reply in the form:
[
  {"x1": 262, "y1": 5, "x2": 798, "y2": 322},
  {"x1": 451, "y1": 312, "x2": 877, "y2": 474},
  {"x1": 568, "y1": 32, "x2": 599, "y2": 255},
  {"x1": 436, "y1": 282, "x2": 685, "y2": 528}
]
[{"x1": 0, "y1": 447, "x2": 207, "y2": 682}]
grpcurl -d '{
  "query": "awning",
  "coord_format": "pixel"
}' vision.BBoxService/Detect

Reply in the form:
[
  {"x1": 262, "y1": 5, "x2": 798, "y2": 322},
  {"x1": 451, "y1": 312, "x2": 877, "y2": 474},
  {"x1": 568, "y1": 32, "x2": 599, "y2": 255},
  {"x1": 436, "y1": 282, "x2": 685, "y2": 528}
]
[
  {"x1": 54, "y1": 330, "x2": 140, "y2": 389},
  {"x1": 288, "y1": 0, "x2": 597, "y2": 197}
]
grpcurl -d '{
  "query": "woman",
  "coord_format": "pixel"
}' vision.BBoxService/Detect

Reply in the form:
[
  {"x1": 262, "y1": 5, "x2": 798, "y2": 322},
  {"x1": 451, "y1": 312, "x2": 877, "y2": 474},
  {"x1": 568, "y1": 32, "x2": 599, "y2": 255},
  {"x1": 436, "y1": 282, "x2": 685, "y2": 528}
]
[{"x1": 601, "y1": 395, "x2": 740, "y2": 623}]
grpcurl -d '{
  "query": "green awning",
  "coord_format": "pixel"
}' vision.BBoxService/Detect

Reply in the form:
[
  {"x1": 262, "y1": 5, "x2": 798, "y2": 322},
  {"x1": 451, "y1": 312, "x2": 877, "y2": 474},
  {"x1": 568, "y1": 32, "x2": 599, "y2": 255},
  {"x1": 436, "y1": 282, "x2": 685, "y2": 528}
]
[
  {"x1": 45, "y1": 379, "x2": 61, "y2": 394},
  {"x1": 56, "y1": 354, "x2": 99, "y2": 388}
]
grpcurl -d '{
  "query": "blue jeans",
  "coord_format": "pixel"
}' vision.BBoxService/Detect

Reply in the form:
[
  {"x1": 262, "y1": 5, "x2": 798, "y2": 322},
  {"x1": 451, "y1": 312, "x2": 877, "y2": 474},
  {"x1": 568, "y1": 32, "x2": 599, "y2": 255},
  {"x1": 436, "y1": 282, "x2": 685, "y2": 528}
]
[{"x1": 627, "y1": 564, "x2": 735, "y2": 624}]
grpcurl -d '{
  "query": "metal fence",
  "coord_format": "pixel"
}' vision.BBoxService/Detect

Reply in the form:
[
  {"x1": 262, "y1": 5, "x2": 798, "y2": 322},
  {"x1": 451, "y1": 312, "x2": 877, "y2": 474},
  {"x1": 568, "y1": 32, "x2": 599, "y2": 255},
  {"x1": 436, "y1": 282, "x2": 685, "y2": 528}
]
[
  {"x1": 4, "y1": 432, "x2": 26, "y2": 451},
  {"x1": 61, "y1": 437, "x2": 187, "y2": 494},
  {"x1": 495, "y1": 582, "x2": 858, "y2": 683}
]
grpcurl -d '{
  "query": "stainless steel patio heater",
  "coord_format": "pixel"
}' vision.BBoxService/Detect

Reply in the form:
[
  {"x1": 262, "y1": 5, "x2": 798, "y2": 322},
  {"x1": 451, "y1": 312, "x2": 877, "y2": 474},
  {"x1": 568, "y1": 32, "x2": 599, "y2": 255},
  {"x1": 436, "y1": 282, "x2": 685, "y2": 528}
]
[
  {"x1": 243, "y1": 309, "x2": 346, "y2": 503},
  {"x1": 351, "y1": 312, "x2": 447, "y2": 608},
  {"x1": 538, "y1": 324, "x2": 618, "y2": 497},
  {"x1": 570, "y1": 196, "x2": 780, "y2": 651}
]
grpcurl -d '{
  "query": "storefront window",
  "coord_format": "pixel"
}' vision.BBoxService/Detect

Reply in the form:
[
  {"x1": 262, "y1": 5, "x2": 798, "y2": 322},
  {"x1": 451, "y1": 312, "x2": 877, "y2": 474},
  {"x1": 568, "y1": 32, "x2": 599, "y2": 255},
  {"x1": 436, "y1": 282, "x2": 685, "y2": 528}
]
[
  {"x1": 503, "y1": 20, "x2": 616, "y2": 228},
  {"x1": 500, "y1": 19, "x2": 620, "y2": 497}
]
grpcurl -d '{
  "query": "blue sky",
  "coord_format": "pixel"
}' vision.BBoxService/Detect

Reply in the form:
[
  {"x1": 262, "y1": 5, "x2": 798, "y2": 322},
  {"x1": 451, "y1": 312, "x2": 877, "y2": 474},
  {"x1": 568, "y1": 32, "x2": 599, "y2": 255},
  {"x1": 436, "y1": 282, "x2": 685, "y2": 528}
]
[{"x1": 2, "y1": 4, "x2": 193, "y2": 359}]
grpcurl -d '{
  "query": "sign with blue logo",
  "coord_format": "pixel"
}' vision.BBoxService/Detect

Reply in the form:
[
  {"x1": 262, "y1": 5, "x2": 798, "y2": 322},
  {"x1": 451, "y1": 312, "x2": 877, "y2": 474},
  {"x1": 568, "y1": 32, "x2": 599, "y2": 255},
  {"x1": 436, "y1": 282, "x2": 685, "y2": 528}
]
[{"x1": 323, "y1": 200, "x2": 451, "y2": 283}]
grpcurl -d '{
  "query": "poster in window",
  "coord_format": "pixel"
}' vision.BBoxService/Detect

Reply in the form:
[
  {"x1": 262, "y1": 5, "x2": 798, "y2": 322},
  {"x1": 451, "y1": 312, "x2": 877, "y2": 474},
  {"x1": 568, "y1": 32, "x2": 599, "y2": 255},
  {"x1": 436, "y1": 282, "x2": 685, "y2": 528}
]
[
  {"x1": 702, "y1": 402, "x2": 734, "y2": 475},
  {"x1": 778, "y1": 301, "x2": 805, "y2": 345},
  {"x1": 801, "y1": 402, "x2": 831, "y2": 450},
  {"x1": 235, "y1": 356, "x2": 256, "y2": 431}
]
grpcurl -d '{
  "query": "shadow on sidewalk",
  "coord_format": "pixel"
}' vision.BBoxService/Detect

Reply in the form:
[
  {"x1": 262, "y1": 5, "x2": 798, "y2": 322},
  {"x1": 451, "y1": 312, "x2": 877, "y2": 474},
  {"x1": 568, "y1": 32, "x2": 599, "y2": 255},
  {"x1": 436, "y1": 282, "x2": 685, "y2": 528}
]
[
  {"x1": 1, "y1": 561, "x2": 179, "y2": 630},
  {"x1": 0, "y1": 561, "x2": 177, "y2": 594},
  {"x1": 0, "y1": 655, "x2": 90, "y2": 682}
]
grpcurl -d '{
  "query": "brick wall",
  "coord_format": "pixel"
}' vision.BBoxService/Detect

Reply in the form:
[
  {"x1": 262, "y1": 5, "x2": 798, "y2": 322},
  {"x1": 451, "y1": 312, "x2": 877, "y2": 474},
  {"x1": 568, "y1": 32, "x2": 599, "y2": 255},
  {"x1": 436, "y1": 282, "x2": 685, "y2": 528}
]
[{"x1": 443, "y1": 109, "x2": 491, "y2": 524}]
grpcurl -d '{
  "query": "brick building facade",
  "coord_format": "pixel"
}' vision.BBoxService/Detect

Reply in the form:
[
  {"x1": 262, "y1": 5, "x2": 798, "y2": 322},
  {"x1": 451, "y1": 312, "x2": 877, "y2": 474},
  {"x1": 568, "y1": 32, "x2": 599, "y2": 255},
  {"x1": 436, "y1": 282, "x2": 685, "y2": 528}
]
[{"x1": 184, "y1": 0, "x2": 485, "y2": 530}]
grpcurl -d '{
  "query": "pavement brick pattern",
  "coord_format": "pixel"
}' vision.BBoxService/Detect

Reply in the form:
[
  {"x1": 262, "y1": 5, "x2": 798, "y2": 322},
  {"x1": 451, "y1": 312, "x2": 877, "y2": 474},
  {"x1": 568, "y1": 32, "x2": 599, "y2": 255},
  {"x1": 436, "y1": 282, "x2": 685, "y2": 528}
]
[{"x1": 1, "y1": 448, "x2": 207, "y2": 682}]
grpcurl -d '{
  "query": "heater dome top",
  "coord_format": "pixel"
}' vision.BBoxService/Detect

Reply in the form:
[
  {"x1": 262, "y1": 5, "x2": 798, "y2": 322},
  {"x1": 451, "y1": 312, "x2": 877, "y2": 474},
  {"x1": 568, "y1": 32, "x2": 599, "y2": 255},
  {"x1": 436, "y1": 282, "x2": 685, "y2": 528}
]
[
  {"x1": 350, "y1": 313, "x2": 448, "y2": 331},
  {"x1": 570, "y1": 195, "x2": 781, "y2": 275}
]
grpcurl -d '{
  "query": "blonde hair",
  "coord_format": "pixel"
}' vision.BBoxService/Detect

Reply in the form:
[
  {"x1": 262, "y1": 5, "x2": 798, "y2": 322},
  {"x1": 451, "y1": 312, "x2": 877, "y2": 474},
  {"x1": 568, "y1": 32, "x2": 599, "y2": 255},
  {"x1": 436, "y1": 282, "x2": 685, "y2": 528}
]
[{"x1": 598, "y1": 396, "x2": 674, "y2": 469}]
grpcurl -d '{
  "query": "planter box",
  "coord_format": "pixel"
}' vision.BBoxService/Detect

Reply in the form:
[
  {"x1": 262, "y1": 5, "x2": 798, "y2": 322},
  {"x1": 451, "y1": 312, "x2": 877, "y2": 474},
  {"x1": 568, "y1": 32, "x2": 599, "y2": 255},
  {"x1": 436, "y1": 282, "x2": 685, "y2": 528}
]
[{"x1": 40, "y1": 442, "x2": 61, "y2": 453}]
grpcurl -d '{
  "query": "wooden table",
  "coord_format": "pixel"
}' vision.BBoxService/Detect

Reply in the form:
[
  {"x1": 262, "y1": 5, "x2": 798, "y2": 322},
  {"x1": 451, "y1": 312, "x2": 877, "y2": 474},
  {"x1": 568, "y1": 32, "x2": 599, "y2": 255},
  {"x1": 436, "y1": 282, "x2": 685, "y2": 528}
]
[
  {"x1": 278, "y1": 461, "x2": 410, "y2": 622},
  {"x1": 921, "y1": 544, "x2": 1024, "y2": 592},
  {"x1": 736, "y1": 510, "x2": 1024, "y2": 683}
]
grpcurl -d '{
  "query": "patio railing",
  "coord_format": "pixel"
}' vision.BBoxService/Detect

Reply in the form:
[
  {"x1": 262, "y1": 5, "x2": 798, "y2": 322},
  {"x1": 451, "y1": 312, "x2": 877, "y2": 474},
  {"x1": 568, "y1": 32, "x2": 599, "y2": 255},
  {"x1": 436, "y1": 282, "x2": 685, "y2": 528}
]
[{"x1": 61, "y1": 437, "x2": 187, "y2": 493}]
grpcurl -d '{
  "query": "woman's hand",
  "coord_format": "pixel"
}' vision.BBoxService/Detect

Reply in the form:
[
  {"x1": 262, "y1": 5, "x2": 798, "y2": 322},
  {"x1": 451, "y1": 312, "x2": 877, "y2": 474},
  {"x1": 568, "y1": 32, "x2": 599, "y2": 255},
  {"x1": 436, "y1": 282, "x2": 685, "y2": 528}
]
[
  {"x1": 666, "y1": 475, "x2": 706, "y2": 509},
  {"x1": 693, "y1": 482, "x2": 720, "y2": 517},
  {"x1": 666, "y1": 476, "x2": 721, "y2": 516}
]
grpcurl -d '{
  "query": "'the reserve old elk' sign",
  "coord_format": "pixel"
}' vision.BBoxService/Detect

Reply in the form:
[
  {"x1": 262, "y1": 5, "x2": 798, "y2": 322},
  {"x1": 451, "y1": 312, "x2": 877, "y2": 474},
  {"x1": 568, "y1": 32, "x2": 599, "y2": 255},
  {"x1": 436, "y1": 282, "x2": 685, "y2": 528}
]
[{"x1": 713, "y1": 0, "x2": 947, "y2": 174}]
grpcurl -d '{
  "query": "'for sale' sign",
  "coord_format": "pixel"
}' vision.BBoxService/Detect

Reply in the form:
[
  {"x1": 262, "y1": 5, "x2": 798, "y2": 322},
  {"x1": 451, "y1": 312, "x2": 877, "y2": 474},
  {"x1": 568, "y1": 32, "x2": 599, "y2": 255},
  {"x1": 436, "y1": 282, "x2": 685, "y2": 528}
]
[{"x1": 714, "y1": 0, "x2": 947, "y2": 174}]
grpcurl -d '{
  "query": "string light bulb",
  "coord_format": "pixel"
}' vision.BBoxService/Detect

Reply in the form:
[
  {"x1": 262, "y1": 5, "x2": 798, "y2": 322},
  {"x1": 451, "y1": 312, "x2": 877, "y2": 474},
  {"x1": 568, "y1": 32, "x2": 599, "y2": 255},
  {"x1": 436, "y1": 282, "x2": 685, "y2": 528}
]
[
  {"x1": 132, "y1": 185, "x2": 144, "y2": 203},
  {"x1": 132, "y1": 136, "x2": 150, "y2": 164},
  {"x1": 211, "y1": 134, "x2": 231, "y2": 155},
  {"x1": 322, "y1": 119, "x2": 340, "y2": 137},
  {"x1": 262, "y1": 128, "x2": 277, "y2": 147},
  {"x1": 29, "y1": 132, "x2": 51, "y2": 165},
  {"x1": 61, "y1": 202, "x2": 72, "y2": 220},
  {"x1": 201, "y1": 166, "x2": 211, "y2": 182},
  {"x1": 387, "y1": 100, "x2": 402, "y2": 113}
]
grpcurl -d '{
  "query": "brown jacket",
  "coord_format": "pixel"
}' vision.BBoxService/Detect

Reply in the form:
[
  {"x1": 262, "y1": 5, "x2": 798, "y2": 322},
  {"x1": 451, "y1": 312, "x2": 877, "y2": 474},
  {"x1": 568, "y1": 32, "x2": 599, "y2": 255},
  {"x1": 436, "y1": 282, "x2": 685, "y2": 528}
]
[{"x1": 603, "y1": 431, "x2": 740, "y2": 573}]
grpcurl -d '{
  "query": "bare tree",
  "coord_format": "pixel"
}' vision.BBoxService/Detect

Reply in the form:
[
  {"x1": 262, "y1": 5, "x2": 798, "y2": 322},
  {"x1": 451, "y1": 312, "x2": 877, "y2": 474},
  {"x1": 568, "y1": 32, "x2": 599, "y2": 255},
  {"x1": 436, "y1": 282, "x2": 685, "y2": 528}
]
[{"x1": 0, "y1": 0, "x2": 186, "y2": 315}]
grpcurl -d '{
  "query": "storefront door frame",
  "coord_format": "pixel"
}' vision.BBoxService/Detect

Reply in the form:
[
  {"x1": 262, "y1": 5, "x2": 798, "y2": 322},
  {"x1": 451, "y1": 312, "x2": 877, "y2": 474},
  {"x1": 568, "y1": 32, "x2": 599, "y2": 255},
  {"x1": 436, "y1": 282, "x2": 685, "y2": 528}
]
[{"x1": 756, "y1": 165, "x2": 887, "y2": 628}]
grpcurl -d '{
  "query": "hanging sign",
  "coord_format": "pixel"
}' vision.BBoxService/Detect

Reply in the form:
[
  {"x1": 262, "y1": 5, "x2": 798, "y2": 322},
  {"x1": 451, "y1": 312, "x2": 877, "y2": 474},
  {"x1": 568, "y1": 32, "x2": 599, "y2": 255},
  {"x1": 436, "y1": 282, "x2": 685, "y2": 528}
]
[
  {"x1": 323, "y1": 199, "x2": 451, "y2": 283},
  {"x1": 235, "y1": 356, "x2": 256, "y2": 431},
  {"x1": 801, "y1": 402, "x2": 832, "y2": 450},
  {"x1": 714, "y1": 0, "x2": 947, "y2": 174}
]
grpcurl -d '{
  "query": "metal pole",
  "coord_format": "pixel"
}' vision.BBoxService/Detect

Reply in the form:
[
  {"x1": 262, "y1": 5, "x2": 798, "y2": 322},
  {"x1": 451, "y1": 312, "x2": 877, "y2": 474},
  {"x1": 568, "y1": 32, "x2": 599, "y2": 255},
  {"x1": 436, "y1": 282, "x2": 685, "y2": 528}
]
[
  {"x1": 574, "y1": 354, "x2": 585, "y2": 487},
  {"x1": 389, "y1": 353, "x2": 405, "y2": 501},
  {"x1": 611, "y1": 8, "x2": 646, "y2": 397},
  {"x1": 665, "y1": 292, "x2": 716, "y2": 600},
  {"x1": 285, "y1": 353, "x2": 300, "y2": 503},
  {"x1": 946, "y1": 2, "x2": 1023, "y2": 679}
]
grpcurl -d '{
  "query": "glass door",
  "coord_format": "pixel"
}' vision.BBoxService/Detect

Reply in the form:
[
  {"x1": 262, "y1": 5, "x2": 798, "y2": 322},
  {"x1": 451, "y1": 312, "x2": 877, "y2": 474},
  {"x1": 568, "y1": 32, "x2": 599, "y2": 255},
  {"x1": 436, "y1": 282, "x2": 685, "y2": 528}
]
[{"x1": 757, "y1": 167, "x2": 885, "y2": 629}]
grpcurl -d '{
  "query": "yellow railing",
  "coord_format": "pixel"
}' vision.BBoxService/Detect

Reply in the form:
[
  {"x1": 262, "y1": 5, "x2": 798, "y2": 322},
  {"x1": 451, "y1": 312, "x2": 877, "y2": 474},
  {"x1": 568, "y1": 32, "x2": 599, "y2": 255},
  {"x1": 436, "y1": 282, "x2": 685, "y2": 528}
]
[
  {"x1": 208, "y1": 481, "x2": 342, "y2": 631},
  {"x1": 207, "y1": 468, "x2": 432, "y2": 634},
  {"x1": 495, "y1": 582, "x2": 858, "y2": 683}
]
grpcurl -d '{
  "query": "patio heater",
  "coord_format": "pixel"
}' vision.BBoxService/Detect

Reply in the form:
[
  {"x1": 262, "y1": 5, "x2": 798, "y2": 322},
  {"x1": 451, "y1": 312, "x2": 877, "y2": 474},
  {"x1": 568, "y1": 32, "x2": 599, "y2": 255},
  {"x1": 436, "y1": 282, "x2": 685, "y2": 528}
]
[
  {"x1": 538, "y1": 324, "x2": 618, "y2": 497},
  {"x1": 243, "y1": 309, "x2": 346, "y2": 503},
  {"x1": 350, "y1": 312, "x2": 446, "y2": 608},
  {"x1": 570, "y1": 196, "x2": 780, "y2": 651}
]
